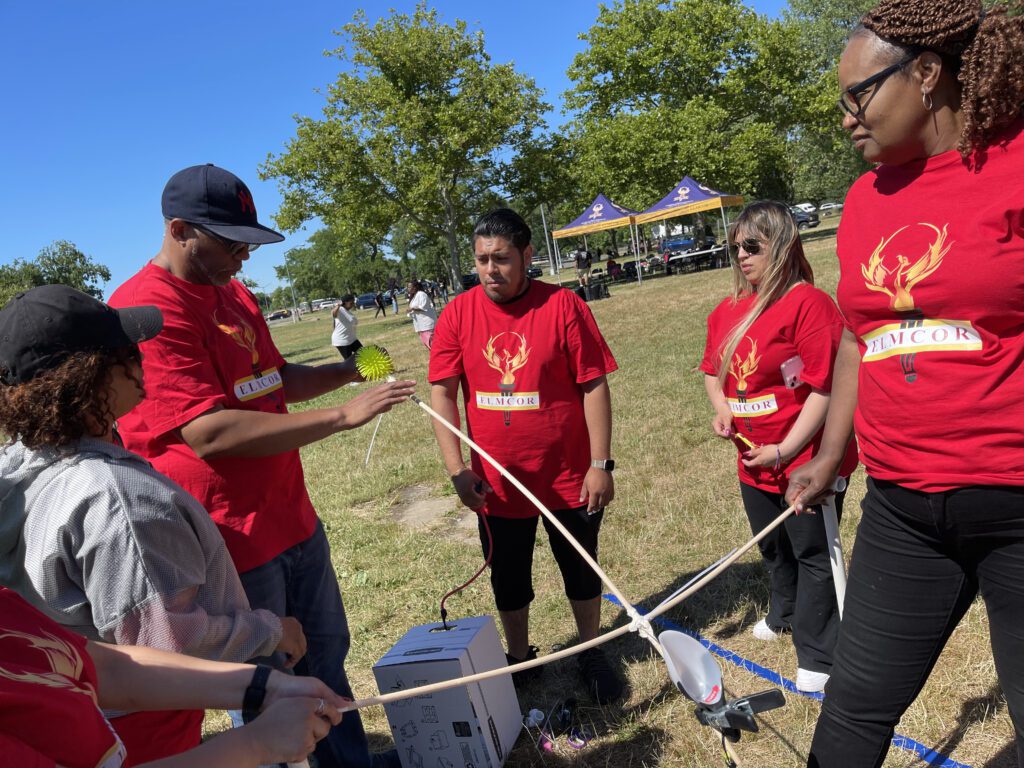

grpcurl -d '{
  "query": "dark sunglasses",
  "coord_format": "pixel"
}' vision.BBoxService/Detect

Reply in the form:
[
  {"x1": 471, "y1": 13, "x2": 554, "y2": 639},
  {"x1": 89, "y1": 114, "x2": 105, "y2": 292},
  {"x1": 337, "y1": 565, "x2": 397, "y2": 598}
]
[
  {"x1": 837, "y1": 55, "x2": 916, "y2": 117},
  {"x1": 730, "y1": 237, "x2": 763, "y2": 258},
  {"x1": 193, "y1": 224, "x2": 260, "y2": 254}
]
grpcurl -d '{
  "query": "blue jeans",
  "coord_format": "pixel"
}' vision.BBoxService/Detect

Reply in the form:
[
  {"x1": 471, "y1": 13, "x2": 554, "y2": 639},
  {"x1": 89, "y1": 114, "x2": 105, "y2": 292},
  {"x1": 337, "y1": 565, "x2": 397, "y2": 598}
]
[{"x1": 237, "y1": 520, "x2": 373, "y2": 768}]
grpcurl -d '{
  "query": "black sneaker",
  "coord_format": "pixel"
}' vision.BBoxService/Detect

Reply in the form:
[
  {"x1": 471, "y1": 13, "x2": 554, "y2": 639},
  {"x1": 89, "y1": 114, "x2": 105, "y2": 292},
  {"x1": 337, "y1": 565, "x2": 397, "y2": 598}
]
[
  {"x1": 578, "y1": 647, "x2": 624, "y2": 704},
  {"x1": 506, "y1": 645, "x2": 543, "y2": 686}
]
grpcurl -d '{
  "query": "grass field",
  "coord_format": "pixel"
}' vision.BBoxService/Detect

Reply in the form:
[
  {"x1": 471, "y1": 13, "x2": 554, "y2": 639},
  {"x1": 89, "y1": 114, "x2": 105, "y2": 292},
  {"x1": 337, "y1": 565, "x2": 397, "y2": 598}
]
[{"x1": 207, "y1": 221, "x2": 1016, "y2": 767}]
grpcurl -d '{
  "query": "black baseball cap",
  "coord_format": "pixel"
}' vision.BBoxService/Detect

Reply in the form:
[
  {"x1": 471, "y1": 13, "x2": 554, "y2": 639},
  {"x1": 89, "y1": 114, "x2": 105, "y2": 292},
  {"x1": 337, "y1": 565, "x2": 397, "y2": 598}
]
[
  {"x1": 0, "y1": 285, "x2": 164, "y2": 385},
  {"x1": 162, "y1": 163, "x2": 285, "y2": 245}
]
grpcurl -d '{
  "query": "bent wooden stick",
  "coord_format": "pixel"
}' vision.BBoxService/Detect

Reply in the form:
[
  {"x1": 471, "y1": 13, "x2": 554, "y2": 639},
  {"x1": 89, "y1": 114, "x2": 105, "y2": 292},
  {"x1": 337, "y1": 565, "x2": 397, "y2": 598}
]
[{"x1": 341, "y1": 499, "x2": 795, "y2": 712}]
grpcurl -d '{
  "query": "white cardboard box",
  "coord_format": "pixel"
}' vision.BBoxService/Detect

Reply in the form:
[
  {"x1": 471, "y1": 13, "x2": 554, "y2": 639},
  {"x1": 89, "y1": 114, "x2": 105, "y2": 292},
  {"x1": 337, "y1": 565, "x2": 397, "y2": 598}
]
[{"x1": 373, "y1": 616, "x2": 522, "y2": 768}]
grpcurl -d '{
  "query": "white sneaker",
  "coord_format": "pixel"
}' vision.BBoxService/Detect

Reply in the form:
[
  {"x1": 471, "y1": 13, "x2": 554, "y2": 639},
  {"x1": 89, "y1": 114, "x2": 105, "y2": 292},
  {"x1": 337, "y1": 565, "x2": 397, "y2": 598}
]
[
  {"x1": 795, "y1": 668, "x2": 830, "y2": 693},
  {"x1": 752, "y1": 618, "x2": 783, "y2": 641}
]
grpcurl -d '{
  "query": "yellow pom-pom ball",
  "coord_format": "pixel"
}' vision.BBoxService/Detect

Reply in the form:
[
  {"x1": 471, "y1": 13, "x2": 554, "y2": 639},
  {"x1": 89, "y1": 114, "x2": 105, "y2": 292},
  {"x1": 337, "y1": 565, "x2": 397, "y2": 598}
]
[{"x1": 354, "y1": 344, "x2": 395, "y2": 382}]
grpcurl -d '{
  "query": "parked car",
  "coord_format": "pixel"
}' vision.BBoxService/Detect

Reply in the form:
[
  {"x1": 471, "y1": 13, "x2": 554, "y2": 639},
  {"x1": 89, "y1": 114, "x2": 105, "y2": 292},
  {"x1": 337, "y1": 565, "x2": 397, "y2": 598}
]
[
  {"x1": 265, "y1": 308, "x2": 291, "y2": 321},
  {"x1": 354, "y1": 292, "x2": 377, "y2": 309},
  {"x1": 461, "y1": 273, "x2": 481, "y2": 290},
  {"x1": 819, "y1": 202, "x2": 844, "y2": 215},
  {"x1": 789, "y1": 207, "x2": 820, "y2": 230},
  {"x1": 527, "y1": 266, "x2": 543, "y2": 278},
  {"x1": 792, "y1": 202, "x2": 817, "y2": 214}
]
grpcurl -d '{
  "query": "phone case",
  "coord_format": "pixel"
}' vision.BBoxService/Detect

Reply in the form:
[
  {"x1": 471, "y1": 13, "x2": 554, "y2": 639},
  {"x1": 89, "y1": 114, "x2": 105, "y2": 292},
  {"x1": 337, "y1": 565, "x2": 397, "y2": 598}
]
[{"x1": 780, "y1": 355, "x2": 805, "y2": 389}]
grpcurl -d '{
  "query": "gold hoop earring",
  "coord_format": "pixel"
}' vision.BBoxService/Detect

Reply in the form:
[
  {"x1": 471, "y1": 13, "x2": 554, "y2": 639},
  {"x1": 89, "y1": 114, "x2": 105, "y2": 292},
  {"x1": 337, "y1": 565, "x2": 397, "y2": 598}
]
[{"x1": 922, "y1": 91, "x2": 934, "y2": 111}]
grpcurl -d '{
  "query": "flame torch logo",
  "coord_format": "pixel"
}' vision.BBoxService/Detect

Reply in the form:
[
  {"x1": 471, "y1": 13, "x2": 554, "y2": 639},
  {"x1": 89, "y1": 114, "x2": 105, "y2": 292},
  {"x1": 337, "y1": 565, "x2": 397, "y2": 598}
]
[
  {"x1": 727, "y1": 338, "x2": 761, "y2": 432},
  {"x1": 587, "y1": 203, "x2": 605, "y2": 220},
  {"x1": 483, "y1": 332, "x2": 531, "y2": 426},
  {"x1": 0, "y1": 628, "x2": 95, "y2": 701},
  {"x1": 673, "y1": 186, "x2": 692, "y2": 202},
  {"x1": 215, "y1": 307, "x2": 262, "y2": 377},
  {"x1": 862, "y1": 222, "x2": 952, "y2": 382},
  {"x1": 862, "y1": 223, "x2": 950, "y2": 313}
]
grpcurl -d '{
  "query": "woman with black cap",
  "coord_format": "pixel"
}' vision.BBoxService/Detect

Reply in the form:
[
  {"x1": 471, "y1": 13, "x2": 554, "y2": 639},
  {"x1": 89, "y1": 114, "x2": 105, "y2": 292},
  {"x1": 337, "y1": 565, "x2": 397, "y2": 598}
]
[{"x1": 0, "y1": 285, "x2": 308, "y2": 765}]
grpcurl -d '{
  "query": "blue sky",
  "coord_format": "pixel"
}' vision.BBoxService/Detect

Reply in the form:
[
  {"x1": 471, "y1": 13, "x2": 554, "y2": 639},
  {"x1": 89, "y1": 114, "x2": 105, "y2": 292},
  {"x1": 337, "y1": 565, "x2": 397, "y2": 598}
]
[{"x1": 0, "y1": 0, "x2": 786, "y2": 298}]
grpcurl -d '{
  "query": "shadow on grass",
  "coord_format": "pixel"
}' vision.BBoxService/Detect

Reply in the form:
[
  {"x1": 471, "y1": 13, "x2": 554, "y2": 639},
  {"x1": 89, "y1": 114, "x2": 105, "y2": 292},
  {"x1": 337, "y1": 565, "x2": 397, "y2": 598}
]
[
  {"x1": 927, "y1": 682, "x2": 1016, "y2": 767},
  {"x1": 595, "y1": 561, "x2": 771, "y2": 669}
]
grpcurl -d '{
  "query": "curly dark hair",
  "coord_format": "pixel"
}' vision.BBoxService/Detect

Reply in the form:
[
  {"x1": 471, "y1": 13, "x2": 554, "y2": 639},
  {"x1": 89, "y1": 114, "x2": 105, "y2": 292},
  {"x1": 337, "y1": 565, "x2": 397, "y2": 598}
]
[
  {"x1": 859, "y1": 0, "x2": 1024, "y2": 155},
  {"x1": 0, "y1": 346, "x2": 141, "y2": 450}
]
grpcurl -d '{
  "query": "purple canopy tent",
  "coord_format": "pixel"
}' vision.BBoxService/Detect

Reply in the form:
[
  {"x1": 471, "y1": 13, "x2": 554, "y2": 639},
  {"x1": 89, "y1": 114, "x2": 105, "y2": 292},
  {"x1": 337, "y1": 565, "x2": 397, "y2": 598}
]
[
  {"x1": 634, "y1": 177, "x2": 744, "y2": 253},
  {"x1": 552, "y1": 194, "x2": 644, "y2": 283}
]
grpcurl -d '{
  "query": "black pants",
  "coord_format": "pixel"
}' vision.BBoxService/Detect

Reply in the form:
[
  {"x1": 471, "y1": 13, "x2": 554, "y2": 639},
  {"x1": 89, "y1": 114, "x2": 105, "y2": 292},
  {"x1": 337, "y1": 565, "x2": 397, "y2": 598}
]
[
  {"x1": 809, "y1": 478, "x2": 1024, "y2": 767},
  {"x1": 740, "y1": 482, "x2": 845, "y2": 673},
  {"x1": 478, "y1": 508, "x2": 604, "y2": 612},
  {"x1": 335, "y1": 339, "x2": 362, "y2": 359}
]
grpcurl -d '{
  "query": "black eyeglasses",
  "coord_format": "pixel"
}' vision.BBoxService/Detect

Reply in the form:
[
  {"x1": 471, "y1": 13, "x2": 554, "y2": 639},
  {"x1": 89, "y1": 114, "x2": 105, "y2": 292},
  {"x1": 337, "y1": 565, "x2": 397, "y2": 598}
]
[
  {"x1": 730, "y1": 237, "x2": 763, "y2": 258},
  {"x1": 193, "y1": 225, "x2": 260, "y2": 255},
  {"x1": 838, "y1": 55, "x2": 915, "y2": 117}
]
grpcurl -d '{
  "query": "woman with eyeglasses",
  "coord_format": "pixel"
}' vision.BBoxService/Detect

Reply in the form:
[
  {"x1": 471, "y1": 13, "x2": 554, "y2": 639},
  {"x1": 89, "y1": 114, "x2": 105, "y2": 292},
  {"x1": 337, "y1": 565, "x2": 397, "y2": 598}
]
[
  {"x1": 782, "y1": 1, "x2": 1024, "y2": 764},
  {"x1": 700, "y1": 201, "x2": 858, "y2": 693},
  {"x1": 0, "y1": 285, "x2": 307, "y2": 764}
]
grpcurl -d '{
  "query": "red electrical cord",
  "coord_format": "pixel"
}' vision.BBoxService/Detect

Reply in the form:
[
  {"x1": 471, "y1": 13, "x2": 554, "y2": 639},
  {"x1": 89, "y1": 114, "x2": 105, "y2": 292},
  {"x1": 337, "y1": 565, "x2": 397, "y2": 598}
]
[{"x1": 439, "y1": 507, "x2": 492, "y2": 629}]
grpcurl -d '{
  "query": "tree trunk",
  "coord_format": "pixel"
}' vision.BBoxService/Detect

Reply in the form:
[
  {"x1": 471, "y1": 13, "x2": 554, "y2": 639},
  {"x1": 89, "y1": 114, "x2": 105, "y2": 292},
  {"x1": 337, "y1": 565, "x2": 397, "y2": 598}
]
[{"x1": 446, "y1": 224, "x2": 462, "y2": 295}]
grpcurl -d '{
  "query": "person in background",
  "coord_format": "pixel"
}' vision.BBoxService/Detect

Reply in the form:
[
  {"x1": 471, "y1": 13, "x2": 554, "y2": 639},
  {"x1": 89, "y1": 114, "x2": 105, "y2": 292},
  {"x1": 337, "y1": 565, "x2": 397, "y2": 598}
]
[
  {"x1": 373, "y1": 290, "x2": 387, "y2": 318},
  {"x1": 783, "y1": 2, "x2": 1024, "y2": 764},
  {"x1": 390, "y1": 288, "x2": 400, "y2": 315},
  {"x1": 406, "y1": 279, "x2": 438, "y2": 349},
  {"x1": 575, "y1": 248, "x2": 593, "y2": 287},
  {"x1": 0, "y1": 285, "x2": 304, "y2": 764},
  {"x1": 0, "y1": 587, "x2": 342, "y2": 768},
  {"x1": 331, "y1": 294, "x2": 361, "y2": 360},
  {"x1": 110, "y1": 163, "x2": 414, "y2": 768},
  {"x1": 701, "y1": 202, "x2": 857, "y2": 694},
  {"x1": 429, "y1": 208, "x2": 624, "y2": 705}
]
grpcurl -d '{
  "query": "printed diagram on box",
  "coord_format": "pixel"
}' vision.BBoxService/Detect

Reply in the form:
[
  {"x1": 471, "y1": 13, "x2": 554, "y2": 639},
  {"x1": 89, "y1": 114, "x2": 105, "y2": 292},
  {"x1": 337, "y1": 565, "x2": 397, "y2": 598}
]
[
  {"x1": 398, "y1": 720, "x2": 418, "y2": 739},
  {"x1": 405, "y1": 746, "x2": 424, "y2": 768},
  {"x1": 413, "y1": 679, "x2": 433, "y2": 698},
  {"x1": 459, "y1": 742, "x2": 476, "y2": 767},
  {"x1": 421, "y1": 705, "x2": 438, "y2": 723},
  {"x1": 437, "y1": 758, "x2": 454, "y2": 768},
  {"x1": 429, "y1": 730, "x2": 450, "y2": 750}
]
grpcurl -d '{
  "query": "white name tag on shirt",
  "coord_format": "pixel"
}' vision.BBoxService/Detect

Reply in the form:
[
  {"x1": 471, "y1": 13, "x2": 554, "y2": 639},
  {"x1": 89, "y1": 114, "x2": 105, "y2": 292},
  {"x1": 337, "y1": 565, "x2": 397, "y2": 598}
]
[
  {"x1": 728, "y1": 394, "x2": 779, "y2": 417},
  {"x1": 475, "y1": 391, "x2": 541, "y2": 411},
  {"x1": 234, "y1": 367, "x2": 283, "y2": 401},
  {"x1": 860, "y1": 319, "x2": 981, "y2": 362}
]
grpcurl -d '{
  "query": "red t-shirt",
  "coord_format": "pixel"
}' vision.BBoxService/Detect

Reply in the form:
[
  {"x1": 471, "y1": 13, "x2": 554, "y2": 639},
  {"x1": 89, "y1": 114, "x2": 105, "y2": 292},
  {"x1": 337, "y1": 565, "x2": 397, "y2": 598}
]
[
  {"x1": 0, "y1": 589, "x2": 127, "y2": 768},
  {"x1": 429, "y1": 282, "x2": 617, "y2": 518},
  {"x1": 701, "y1": 283, "x2": 858, "y2": 493},
  {"x1": 110, "y1": 264, "x2": 317, "y2": 573},
  {"x1": 836, "y1": 121, "x2": 1024, "y2": 491}
]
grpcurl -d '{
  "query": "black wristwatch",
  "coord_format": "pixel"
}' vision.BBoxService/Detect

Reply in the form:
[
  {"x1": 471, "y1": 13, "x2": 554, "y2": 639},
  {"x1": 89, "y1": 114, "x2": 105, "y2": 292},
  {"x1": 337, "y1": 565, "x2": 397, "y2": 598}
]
[
  {"x1": 242, "y1": 664, "x2": 273, "y2": 724},
  {"x1": 591, "y1": 459, "x2": 615, "y2": 472}
]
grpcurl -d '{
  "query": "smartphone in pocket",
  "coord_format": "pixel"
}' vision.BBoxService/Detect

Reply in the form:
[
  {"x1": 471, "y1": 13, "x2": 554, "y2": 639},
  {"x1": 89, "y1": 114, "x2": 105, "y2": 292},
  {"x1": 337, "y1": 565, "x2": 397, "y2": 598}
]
[{"x1": 780, "y1": 355, "x2": 805, "y2": 389}]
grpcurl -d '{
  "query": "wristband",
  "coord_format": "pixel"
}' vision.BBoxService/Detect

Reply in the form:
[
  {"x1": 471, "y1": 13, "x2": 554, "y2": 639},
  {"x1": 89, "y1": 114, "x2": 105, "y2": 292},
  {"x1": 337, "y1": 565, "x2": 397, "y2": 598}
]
[
  {"x1": 774, "y1": 446, "x2": 782, "y2": 471},
  {"x1": 242, "y1": 664, "x2": 273, "y2": 724}
]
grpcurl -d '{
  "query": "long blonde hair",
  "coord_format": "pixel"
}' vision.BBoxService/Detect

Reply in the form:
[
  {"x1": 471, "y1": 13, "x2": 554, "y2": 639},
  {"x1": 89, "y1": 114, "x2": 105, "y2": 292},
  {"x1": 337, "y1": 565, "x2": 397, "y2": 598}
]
[{"x1": 717, "y1": 201, "x2": 814, "y2": 387}]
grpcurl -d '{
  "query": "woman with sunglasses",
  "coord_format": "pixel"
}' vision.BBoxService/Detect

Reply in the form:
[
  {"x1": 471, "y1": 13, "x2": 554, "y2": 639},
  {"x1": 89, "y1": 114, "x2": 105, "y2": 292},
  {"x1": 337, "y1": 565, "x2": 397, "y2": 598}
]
[
  {"x1": 700, "y1": 201, "x2": 858, "y2": 693},
  {"x1": 782, "y1": 1, "x2": 1024, "y2": 764},
  {"x1": 0, "y1": 285, "x2": 306, "y2": 764}
]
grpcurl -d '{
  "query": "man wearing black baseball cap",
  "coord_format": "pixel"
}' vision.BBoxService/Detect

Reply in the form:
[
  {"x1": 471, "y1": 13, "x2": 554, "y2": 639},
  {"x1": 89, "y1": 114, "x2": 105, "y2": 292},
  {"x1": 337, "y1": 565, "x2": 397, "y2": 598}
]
[{"x1": 110, "y1": 165, "x2": 413, "y2": 768}]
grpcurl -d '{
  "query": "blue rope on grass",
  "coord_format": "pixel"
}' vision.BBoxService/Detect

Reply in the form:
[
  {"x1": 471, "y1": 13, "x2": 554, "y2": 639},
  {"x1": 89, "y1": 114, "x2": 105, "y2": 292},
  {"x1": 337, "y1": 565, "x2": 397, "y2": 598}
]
[{"x1": 602, "y1": 594, "x2": 971, "y2": 768}]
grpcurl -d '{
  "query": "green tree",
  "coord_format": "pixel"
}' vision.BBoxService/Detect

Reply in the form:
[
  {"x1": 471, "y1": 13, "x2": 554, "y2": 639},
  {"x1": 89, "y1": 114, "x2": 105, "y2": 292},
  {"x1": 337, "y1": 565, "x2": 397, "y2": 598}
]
[
  {"x1": 262, "y1": 3, "x2": 548, "y2": 293},
  {"x1": 0, "y1": 240, "x2": 111, "y2": 306}
]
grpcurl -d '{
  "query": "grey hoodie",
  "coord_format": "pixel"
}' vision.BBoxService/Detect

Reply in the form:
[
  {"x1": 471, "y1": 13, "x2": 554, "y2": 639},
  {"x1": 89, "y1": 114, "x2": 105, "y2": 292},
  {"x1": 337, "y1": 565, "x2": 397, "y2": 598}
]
[{"x1": 0, "y1": 437, "x2": 281, "y2": 661}]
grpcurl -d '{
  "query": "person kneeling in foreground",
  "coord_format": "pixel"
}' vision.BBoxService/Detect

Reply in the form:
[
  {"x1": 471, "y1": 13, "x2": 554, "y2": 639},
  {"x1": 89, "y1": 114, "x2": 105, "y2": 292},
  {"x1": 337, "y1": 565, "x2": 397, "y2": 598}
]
[
  {"x1": 0, "y1": 285, "x2": 304, "y2": 764},
  {"x1": 0, "y1": 587, "x2": 341, "y2": 767}
]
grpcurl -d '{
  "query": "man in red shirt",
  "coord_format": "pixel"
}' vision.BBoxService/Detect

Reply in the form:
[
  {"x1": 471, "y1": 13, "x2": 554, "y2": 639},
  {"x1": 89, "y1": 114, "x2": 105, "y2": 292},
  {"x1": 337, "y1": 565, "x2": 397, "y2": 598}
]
[
  {"x1": 429, "y1": 208, "x2": 624, "y2": 703},
  {"x1": 110, "y1": 164, "x2": 414, "y2": 768}
]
